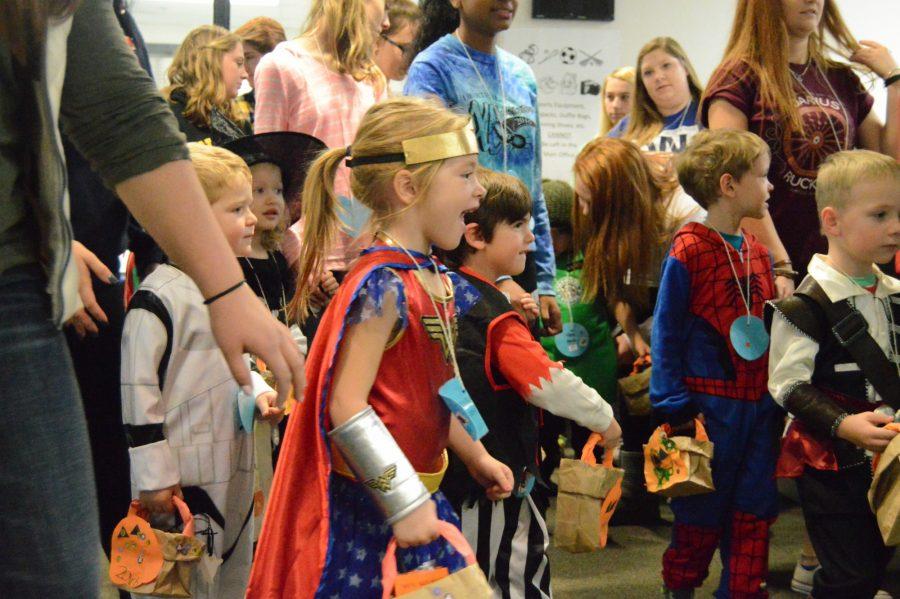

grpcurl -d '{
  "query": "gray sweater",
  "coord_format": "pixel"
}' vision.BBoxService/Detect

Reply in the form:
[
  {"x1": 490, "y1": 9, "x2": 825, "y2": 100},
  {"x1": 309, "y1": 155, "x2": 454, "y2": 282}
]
[{"x1": 0, "y1": 0, "x2": 188, "y2": 324}]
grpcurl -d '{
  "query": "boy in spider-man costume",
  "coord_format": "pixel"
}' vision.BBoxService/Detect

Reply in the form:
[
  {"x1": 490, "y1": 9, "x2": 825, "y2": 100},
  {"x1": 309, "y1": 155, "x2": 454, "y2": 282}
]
[{"x1": 651, "y1": 130, "x2": 780, "y2": 599}]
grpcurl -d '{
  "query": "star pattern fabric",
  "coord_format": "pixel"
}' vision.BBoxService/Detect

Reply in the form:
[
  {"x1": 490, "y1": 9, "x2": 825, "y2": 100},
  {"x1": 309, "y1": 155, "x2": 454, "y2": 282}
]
[{"x1": 316, "y1": 476, "x2": 467, "y2": 598}]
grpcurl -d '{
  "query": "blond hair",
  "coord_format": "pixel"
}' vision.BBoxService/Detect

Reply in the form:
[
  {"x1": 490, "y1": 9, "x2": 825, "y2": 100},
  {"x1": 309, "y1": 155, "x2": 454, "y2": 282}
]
[
  {"x1": 188, "y1": 143, "x2": 252, "y2": 204},
  {"x1": 625, "y1": 38, "x2": 704, "y2": 148},
  {"x1": 676, "y1": 129, "x2": 769, "y2": 209},
  {"x1": 163, "y1": 25, "x2": 247, "y2": 128},
  {"x1": 249, "y1": 162, "x2": 288, "y2": 252},
  {"x1": 816, "y1": 150, "x2": 900, "y2": 212},
  {"x1": 291, "y1": 96, "x2": 471, "y2": 319},
  {"x1": 599, "y1": 66, "x2": 636, "y2": 136},
  {"x1": 303, "y1": 0, "x2": 384, "y2": 85},
  {"x1": 707, "y1": 0, "x2": 860, "y2": 135},
  {"x1": 235, "y1": 16, "x2": 287, "y2": 54}
]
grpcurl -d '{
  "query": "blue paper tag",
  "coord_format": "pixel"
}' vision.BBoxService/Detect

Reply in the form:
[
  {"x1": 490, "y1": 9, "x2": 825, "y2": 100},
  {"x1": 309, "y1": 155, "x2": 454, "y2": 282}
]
[
  {"x1": 554, "y1": 322, "x2": 589, "y2": 358},
  {"x1": 514, "y1": 472, "x2": 536, "y2": 498},
  {"x1": 337, "y1": 195, "x2": 372, "y2": 239},
  {"x1": 235, "y1": 389, "x2": 257, "y2": 432},
  {"x1": 439, "y1": 377, "x2": 488, "y2": 441},
  {"x1": 729, "y1": 315, "x2": 769, "y2": 361}
]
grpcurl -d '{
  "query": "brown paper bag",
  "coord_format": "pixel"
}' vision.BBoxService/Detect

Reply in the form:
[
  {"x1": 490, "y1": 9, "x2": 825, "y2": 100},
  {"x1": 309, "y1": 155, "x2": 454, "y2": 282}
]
[
  {"x1": 110, "y1": 496, "x2": 205, "y2": 598},
  {"x1": 869, "y1": 423, "x2": 900, "y2": 546},
  {"x1": 643, "y1": 419, "x2": 715, "y2": 498},
  {"x1": 381, "y1": 521, "x2": 492, "y2": 598},
  {"x1": 619, "y1": 357, "x2": 652, "y2": 417},
  {"x1": 554, "y1": 433, "x2": 625, "y2": 553}
]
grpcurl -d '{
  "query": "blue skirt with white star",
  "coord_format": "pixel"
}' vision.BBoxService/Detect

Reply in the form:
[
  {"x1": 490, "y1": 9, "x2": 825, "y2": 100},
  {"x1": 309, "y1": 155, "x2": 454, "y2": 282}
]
[{"x1": 316, "y1": 474, "x2": 468, "y2": 598}]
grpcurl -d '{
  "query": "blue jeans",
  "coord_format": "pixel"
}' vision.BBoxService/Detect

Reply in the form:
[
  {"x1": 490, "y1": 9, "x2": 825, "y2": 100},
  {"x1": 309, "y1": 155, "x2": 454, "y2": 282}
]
[{"x1": 0, "y1": 265, "x2": 100, "y2": 597}]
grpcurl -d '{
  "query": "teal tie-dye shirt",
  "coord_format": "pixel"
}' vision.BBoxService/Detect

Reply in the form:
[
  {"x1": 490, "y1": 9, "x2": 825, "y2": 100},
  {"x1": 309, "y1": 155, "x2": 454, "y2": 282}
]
[{"x1": 404, "y1": 34, "x2": 556, "y2": 296}]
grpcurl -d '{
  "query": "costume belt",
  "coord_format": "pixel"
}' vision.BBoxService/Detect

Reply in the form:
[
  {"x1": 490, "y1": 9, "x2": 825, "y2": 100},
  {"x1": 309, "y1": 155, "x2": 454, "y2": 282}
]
[{"x1": 332, "y1": 448, "x2": 449, "y2": 495}]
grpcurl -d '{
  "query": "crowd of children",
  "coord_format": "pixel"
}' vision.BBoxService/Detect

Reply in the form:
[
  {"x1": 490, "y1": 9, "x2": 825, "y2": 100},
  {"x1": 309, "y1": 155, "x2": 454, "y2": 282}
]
[{"x1": 5, "y1": 0, "x2": 898, "y2": 598}]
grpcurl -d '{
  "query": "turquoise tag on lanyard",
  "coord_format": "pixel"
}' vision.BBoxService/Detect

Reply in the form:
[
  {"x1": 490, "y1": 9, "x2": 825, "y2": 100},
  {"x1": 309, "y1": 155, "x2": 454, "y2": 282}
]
[
  {"x1": 235, "y1": 388, "x2": 256, "y2": 432},
  {"x1": 729, "y1": 315, "x2": 769, "y2": 361},
  {"x1": 439, "y1": 377, "x2": 488, "y2": 441}
]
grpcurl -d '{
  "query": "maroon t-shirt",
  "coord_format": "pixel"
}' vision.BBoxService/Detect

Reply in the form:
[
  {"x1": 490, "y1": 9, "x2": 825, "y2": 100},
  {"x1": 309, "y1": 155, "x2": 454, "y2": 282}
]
[{"x1": 702, "y1": 60, "x2": 873, "y2": 277}]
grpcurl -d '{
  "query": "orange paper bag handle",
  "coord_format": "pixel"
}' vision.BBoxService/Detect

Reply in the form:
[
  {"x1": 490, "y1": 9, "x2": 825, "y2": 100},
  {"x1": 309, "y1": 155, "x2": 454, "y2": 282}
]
[
  {"x1": 581, "y1": 433, "x2": 615, "y2": 467},
  {"x1": 662, "y1": 418, "x2": 709, "y2": 442},
  {"x1": 381, "y1": 520, "x2": 477, "y2": 599}
]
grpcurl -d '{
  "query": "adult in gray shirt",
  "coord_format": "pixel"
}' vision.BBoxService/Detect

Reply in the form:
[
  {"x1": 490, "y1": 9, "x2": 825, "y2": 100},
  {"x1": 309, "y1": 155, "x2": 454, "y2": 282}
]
[{"x1": 0, "y1": 1, "x2": 304, "y2": 596}]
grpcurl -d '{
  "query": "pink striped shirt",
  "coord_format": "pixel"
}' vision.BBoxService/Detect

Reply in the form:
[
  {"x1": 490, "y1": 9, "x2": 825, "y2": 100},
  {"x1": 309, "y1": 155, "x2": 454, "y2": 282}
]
[{"x1": 254, "y1": 40, "x2": 384, "y2": 271}]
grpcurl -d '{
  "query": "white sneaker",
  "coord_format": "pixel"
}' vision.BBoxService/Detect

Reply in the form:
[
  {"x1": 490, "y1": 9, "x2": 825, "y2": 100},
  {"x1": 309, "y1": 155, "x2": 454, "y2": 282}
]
[
  {"x1": 874, "y1": 591, "x2": 892, "y2": 599},
  {"x1": 790, "y1": 561, "x2": 819, "y2": 595}
]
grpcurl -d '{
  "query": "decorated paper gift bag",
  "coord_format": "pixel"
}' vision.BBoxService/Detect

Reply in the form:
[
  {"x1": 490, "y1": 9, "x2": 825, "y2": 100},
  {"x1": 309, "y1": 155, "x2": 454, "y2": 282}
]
[
  {"x1": 643, "y1": 419, "x2": 715, "y2": 498},
  {"x1": 381, "y1": 521, "x2": 492, "y2": 598},
  {"x1": 869, "y1": 423, "x2": 900, "y2": 546},
  {"x1": 619, "y1": 356, "x2": 652, "y2": 417},
  {"x1": 109, "y1": 496, "x2": 205, "y2": 598},
  {"x1": 554, "y1": 432, "x2": 625, "y2": 552}
]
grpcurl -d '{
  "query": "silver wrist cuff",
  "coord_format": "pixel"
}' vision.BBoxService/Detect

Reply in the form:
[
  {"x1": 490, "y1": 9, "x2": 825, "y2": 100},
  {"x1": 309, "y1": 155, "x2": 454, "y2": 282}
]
[{"x1": 328, "y1": 406, "x2": 430, "y2": 524}]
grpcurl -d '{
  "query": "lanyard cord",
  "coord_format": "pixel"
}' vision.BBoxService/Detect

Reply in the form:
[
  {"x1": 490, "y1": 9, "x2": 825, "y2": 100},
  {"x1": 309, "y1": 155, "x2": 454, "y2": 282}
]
[
  {"x1": 243, "y1": 254, "x2": 288, "y2": 322},
  {"x1": 791, "y1": 62, "x2": 851, "y2": 152},
  {"x1": 376, "y1": 233, "x2": 463, "y2": 380},
  {"x1": 455, "y1": 31, "x2": 508, "y2": 173},
  {"x1": 714, "y1": 231, "x2": 753, "y2": 323}
]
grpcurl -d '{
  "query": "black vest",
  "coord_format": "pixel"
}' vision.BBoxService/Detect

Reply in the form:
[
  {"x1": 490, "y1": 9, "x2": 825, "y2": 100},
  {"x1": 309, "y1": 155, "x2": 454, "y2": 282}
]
[
  {"x1": 440, "y1": 271, "x2": 541, "y2": 509},
  {"x1": 772, "y1": 276, "x2": 900, "y2": 404}
]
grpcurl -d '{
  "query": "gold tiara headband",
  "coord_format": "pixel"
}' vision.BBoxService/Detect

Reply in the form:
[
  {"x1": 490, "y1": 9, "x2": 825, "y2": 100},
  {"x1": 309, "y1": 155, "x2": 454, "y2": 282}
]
[{"x1": 346, "y1": 124, "x2": 479, "y2": 168}]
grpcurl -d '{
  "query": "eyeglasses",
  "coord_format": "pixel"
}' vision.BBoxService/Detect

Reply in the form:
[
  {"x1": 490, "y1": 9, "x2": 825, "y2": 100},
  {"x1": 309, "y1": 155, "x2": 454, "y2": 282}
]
[{"x1": 380, "y1": 32, "x2": 411, "y2": 56}]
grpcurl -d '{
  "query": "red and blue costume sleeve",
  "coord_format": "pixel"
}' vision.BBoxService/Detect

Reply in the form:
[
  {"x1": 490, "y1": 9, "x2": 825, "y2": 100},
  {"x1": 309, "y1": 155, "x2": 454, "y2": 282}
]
[{"x1": 650, "y1": 244, "x2": 699, "y2": 426}]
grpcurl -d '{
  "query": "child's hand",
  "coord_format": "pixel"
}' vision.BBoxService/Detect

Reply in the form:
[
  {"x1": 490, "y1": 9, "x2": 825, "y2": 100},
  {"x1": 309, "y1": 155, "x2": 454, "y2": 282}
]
[
  {"x1": 466, "y1": 453, "x2": 513, "y2": 501},
  {"x1": 392, "y1": 499, "x2": 440, "y2": 548},
  {"x1": 309, "y1": 271, "x2": 339, "y2": 311},
  {"x1": 498, "y1": 279, "x2": 537, "y2": 324},
  {"x1": 599, "y1": 418, "x2": 622, "y2": 450},
  {"x1": 255, "y1": 391, "x2": 285, "y2": 425},
  {"x1": 836, "y1": 411, "x2": 898, "y2": 452},
  {"x1": 139, "y1": 484, "x2": 182, "y2": 515},
  {"x1": 517, "y1": 293, "x2": 540, "y2": 322},
  {"x1": 630, "y1": 333, "x2": 651, "y2": 358}
]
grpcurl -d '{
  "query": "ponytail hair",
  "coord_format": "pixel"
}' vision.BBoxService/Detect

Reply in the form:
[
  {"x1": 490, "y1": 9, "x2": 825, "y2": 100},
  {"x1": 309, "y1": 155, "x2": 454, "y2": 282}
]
[
  {"x1": 414, "y1": 0, "x2": 459, "y2": 55},
  {"x1": 290, "y1": 96, "x2": 471, "y2": 320}
]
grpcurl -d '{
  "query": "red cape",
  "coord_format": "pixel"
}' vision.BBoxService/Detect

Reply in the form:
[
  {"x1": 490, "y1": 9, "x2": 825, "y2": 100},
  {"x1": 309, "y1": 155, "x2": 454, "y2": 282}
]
[{"x1": 247, "y1": 247, "x2": 450, "y2": 598}]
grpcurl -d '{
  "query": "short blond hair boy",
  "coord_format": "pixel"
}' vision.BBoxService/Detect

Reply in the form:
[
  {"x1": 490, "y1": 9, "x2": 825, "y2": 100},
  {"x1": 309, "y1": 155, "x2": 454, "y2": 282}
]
[
  {"x1": 187, "y1": 142, "x2": 252, "y2": 204},
  {"x1": 676, "y1": 129, "x2": 770, "y2": 209},
  {"x1": 816, "y1": 149, "x2": 900, "y2": 212}
]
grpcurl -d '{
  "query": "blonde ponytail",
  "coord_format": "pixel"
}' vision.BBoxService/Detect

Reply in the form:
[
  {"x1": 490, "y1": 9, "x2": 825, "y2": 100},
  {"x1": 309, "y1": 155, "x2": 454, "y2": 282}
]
[{"x1": 289, "y1": 147, "x2": 347, "y2": 321}]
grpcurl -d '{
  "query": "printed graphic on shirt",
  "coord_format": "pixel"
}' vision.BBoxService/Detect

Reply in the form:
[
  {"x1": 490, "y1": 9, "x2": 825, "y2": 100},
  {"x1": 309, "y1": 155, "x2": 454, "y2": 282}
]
[
  {"x1": 643, "y1": 124, "x2": 701, "y2": 154},
  {"x1": 468, "y1": 98, "x2": 538, "y2": 168},
  {"x1": 781, "y1": 93, "x2": 849, "y2": 184}
]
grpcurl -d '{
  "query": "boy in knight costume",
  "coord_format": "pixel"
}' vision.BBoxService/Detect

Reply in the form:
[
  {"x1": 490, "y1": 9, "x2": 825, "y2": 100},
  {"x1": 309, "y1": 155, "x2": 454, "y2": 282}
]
[
  {"x1": 768, "y1": 150, "x2": 900, "y2": 598},
  {"x1": 440, "y1": 168, "x2": 620, "y2": 599},
  {"x1": 247, "y1": 97, "x2": 513, "y2": 599},
  {"x1": 652, "y1": 130, "x2": 780, "y2": 599},
  {"x1": 121, "y1": 144, "x2": 282, "y2": 598}
]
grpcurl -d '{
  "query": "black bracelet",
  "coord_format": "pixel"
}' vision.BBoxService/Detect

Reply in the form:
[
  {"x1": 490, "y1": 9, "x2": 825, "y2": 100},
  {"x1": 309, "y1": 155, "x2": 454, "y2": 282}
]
[
  {"x1": 829, "y1": 412, "x2": 850, "y2": 438},
  {"x1": 203, "y1": 279, "x2": 246, "y2": 305},
  {"x1": 885, "y1": 73, "x2": 900, "y2": 88}
]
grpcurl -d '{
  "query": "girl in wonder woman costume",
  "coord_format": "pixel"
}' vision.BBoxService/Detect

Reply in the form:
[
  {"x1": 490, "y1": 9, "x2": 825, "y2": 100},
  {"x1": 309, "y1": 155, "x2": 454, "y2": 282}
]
[{"x1": 247, "y1": 96, "x2": 514, "y2": 598}]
